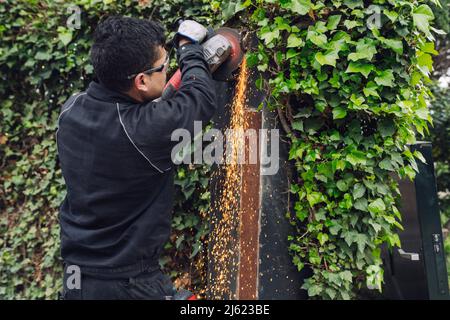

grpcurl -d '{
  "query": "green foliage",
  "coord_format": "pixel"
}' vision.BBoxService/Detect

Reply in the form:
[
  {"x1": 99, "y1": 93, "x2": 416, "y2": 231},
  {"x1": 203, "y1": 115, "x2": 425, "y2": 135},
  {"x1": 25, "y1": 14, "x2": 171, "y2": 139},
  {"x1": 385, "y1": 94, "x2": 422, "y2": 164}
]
[
  {"x1": 431, "y1": 0, "x2": 450, "y2": 37},
  {"x1": 0, "y1": 0, "x2": 217, "y2": 299},
  {"x1": 428, "y1": 84, "x2": 450, "y2": 286},
  {"x1": 429, "y1": 85, "x2": 450, "y2": 210},
  {"x1": 241, "y1": 0, "x2": 441, "y2": 299}
]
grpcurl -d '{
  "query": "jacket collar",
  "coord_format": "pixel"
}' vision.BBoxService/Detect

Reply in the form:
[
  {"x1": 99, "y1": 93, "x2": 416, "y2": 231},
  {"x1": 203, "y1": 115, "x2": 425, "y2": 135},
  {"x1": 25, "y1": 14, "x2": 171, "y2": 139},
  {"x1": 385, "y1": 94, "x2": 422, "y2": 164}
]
[{"x1": 87, "y1": 81, "x2": 141, "y2": 104}]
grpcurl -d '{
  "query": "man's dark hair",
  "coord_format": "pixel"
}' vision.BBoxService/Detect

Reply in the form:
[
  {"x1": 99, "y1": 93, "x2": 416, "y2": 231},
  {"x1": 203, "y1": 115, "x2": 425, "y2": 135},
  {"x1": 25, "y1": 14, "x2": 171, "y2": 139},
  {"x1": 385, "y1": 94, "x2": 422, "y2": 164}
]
[{"x1": 90, "y1": 15, "x2": 166, "y2": 92}]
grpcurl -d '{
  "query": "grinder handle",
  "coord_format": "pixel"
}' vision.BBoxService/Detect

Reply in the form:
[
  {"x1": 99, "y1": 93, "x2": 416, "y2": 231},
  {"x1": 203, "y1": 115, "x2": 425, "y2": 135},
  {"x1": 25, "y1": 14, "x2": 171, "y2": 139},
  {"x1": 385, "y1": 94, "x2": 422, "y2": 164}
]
[{"x1": 161, "y1": 69, "x2": 181, "y2": 100}]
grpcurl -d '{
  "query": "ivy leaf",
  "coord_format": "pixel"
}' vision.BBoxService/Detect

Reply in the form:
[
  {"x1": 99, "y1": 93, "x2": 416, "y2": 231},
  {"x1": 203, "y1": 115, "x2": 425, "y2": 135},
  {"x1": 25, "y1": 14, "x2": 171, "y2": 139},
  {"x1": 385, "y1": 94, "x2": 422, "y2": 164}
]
[
  {"x1": 366, "y1": 264, "x2": 384, "y2": 290},
  {"x1": 363, "y1": 81, "x2": 380, "y2": 98},
  {"x1": 340, "y1": 193, "x2": 353, "y2": 210},
  {"x1": 284, "y1": 0, "x2": 313, "y2": 15},
  {"x1": 344, "y1": 20, "x2": 361, "y2": 29},
  {"x1": 343, "y1": 0, "x2": 363, "y2": 9},
  {"x1": 340, "y1": 270, "x2": 353, "y2": 283},
  {"x1": 84, "y1": 64, "x2": 94, "y2": 75},
  {"x1": 58, "y1": 31, "x2": 72, "y2": 46},
  {"x1": 246, "y1": 52, "x2": 259, "y2": 68},
  {"x1": 383, "y1": 10, "x2": 398, "y2": 23},
  {"x1": 350, "y1": 94, "x2": 365, "y2": 107},
  {"x1": 260, "y1": 27, "x2": 279, "y2": 45},
  {"x1": 307, "y1": 285, "x2": 323, "y2": 297},
  {"x1": 368, "y1": 198, "x2": 386, "y2": 215},
  {"x1": 295, "y1": 204, "x2": 309, "y2": 221},
  {"x1": 341, "y1": 290, "x2": 351, "y2": 300},
  {"x1": 317, "y1": 232, "x2": 329, "y2": 245},
  {"x1": 325, "y1": 288, "x2": 337, "y2": 299},
  {"x1": 378, "y1": 118, "x2": 395, "y2": 138},
  {"x1": 329, "y1": 130, "x2": 340, "y2": 141},
  {"x1": 386, "y1": 233, "x2": 401, "y2": 247},
  {"x1": 332, "y1": 107, "x2": 347, "y2": 120},
  {"x1": 353, "y1": 183, "x2": 366, "y2": 199},
  {"x1": 190, "y1": 242, "x2": 202, "y2": 258},
  {"x1": 292, "y1": 120, "x2": 304, "y2": 131},
  {"x1": 374, "y1": 70, "x2": 394, "y2": 87},
  {"x1": 287, "y1": 34, "x2": 304, "y2": 48},
  {"x1": 346, "y1": 62, "x2": 374, "y2": 78},
  {"x1": 35, "y1": 51, "x2": 52, "y2": 61},
  {"x1": 412, "y1": 4, "x2": 435, "y2": 40},
  {"x1": 343, "y1": 230, "x2": 355, "y2": 247},
  {"x1": 308, "y1": 249, "x2": 322, "y2": 265},
  {"x1": 348, "y1": 38, "x2": 377, "y2": 61},
  {"x1": 332, "y1": 159, "x2": 347, "y2": 172},
  {"x1": 375, "y1": 182, "x2": 390, "y2": 195},
  {"x1": 346, "y1": 150, "x2": 367, "y2": 166},
  {"x1": 327, "y1": 15, "x2": 342, "y2": 30},
  {"x1": 328, "y1": 31, "x2": 351, "y2": 52},
  {"x1": 379, "y1": 158, "x2": 394, "y2": 171},
  {"x1": 286, "y1": 48, "x2": 300, "y2": 59},
  {"x1": 355, "y1": 233, "x2": 368, "y2": 253},
  {"x1": 430, "y1": 26, "x2": 446, "y2": 35},
  {"x1": 315, "y1": 101, "x2": 327, "y2": 112},
  {"x1": 307, "y1": 29, "x2": 328, "y2": 48},
  {"x1": 175, "y1": 234, "x2": 185, "y2": 249},
  {"x1": 329, "y1": 222, "x2": 342, "y2": 235},
  {"x1": 293, "y1": 255, "x2": 305, "y2": 271},
  {"x1": 382, "y1": 39, "x2": 403, "y2": 55},
  {"x1": 411, "y1": 71, "x2": 422, "y2": 86},
  {"x1": 419, "y1": 42, "x2": 439, "y2": 55},
  {"x1": 314, "y1": 21, "x2": 328, "y2": 33},
  {"x1": 315, "y1": 51, "x2": 339, "y2": 67},
  {"x1": 354, "y1": 198, "x2": 368, "y2": 211},
  {"x1": 337, "y1": 180, "x2": 349, "y2": 192},
  {"x1": 307, "y1": 192, "x2": 325, "y2": 207},
  {"x1": 221, "y1": 0, "x2": 247, "y2": 21},
  {"x1": 391, "y1": 152, "x2": 404, "y2": 166},
  {"x1": 413, "y1": 150, "x2": 426, "y2": 164},
  {"x1": 315, "y1": 208, "x2": 327, "y2": 221},
  {"x1": 369, "y1": 221, "x2": 382, "y2": 233},
  {"x1": 274, "y1": 16, "x2": 292, "y2": 31},
  {"x1": 417, "y1": 52, "x2": 433, "y2": 76}
]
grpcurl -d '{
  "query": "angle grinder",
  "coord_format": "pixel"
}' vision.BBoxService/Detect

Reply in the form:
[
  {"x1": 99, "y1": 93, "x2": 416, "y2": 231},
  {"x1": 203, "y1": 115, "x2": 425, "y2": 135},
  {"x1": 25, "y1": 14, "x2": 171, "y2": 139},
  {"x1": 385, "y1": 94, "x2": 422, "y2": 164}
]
[{"x1": 161, "y1": 27, "x2": 244, "y2": 100}]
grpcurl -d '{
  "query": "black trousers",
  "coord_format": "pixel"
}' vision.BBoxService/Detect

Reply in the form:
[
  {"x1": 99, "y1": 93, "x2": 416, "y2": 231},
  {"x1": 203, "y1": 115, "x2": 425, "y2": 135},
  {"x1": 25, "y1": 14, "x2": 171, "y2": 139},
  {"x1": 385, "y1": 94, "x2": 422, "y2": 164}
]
[{"x1": 61, "y1": 264, "x2": 176, "y2": 300}]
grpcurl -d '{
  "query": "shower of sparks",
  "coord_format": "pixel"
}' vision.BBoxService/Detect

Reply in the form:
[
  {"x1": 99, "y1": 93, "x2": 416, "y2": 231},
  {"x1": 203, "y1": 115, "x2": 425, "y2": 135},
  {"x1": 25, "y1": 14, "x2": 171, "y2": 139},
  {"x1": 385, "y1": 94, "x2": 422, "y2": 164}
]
[{"x1": 208, "y1": 58, "x2": 249, "y2": 299}]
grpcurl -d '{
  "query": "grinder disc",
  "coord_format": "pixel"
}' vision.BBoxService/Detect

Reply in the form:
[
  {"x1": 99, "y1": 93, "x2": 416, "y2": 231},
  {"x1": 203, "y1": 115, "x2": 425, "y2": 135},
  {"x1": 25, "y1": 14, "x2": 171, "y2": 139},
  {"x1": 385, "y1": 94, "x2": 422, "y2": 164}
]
[{"x1": 213, "y1": 27, "x2": 244, "y2": 81}]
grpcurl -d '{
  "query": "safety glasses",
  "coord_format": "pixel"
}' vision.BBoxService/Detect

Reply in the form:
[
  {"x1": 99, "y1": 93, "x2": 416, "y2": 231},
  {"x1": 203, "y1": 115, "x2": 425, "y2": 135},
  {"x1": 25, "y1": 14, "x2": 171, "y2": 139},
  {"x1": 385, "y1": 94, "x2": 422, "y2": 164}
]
[{"x1": 126, "y1": 53, "x2": 170, "y2": 80}]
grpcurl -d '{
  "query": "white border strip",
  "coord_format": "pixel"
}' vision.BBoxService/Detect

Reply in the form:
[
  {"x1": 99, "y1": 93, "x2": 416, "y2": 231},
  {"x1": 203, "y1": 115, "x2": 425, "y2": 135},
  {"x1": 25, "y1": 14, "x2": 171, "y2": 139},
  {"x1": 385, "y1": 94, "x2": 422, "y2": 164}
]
[
  {"x1": 56, "y1": 92, "x2": 87, "y2": 154},
  {"x1": 116, "y1": 102, "x2": 164, "y2": 173}
]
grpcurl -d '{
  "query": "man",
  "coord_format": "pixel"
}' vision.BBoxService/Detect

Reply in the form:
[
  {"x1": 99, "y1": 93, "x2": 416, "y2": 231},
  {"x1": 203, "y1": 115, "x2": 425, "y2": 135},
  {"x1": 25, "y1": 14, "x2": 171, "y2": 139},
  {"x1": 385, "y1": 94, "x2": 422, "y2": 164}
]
[{"x1": 56, "y1": 16, "x2": 216, "y2": 299}]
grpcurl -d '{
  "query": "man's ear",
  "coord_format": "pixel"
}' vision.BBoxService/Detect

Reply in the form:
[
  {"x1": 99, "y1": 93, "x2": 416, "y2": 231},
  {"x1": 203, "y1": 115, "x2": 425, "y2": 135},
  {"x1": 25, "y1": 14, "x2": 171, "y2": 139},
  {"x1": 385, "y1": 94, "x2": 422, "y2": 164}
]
[{"x1": 133, "y1": 73, "x2": 149, "y2": 92}]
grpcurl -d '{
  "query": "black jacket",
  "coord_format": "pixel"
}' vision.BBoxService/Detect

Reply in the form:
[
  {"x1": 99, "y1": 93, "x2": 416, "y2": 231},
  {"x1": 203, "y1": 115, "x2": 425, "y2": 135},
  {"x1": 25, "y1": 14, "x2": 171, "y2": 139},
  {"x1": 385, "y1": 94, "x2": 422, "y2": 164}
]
[{"x1": 56, "y1": 43, "x2": 217, "y2": 277}]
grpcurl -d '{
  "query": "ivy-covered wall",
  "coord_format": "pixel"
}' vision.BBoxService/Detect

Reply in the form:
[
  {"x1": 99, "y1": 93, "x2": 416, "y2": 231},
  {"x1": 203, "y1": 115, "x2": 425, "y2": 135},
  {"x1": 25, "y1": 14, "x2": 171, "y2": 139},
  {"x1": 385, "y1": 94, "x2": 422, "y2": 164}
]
[{"x1": 238, "y1": 0, "x2": 443, "y2": 299}]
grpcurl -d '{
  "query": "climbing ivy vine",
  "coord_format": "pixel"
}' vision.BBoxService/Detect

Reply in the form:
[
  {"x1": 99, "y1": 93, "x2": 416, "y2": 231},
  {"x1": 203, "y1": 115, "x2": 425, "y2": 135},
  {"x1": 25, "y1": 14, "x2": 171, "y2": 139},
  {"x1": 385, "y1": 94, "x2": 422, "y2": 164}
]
[{"x1": 227, "y1": 0, "x2": 443, "y2": 299}]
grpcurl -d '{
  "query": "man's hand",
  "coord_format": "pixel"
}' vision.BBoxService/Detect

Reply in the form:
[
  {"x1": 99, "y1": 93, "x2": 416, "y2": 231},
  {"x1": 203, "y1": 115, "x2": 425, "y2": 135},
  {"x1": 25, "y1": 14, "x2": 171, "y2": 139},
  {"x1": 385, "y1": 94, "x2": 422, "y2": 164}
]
[
  {"x1": 178, "y1": 37, "x2": 191, "y2": 47},
  {"x1": 175, "y1": 20, "x2": 207, "y2": 46}
]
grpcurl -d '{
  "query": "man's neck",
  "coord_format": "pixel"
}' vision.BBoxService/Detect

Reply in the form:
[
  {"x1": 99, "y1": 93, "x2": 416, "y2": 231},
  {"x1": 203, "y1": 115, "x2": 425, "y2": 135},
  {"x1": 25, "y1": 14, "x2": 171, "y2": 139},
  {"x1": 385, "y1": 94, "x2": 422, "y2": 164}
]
[{"x1": 125, "y1": 89, "x2": 144, "y2": 103}]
